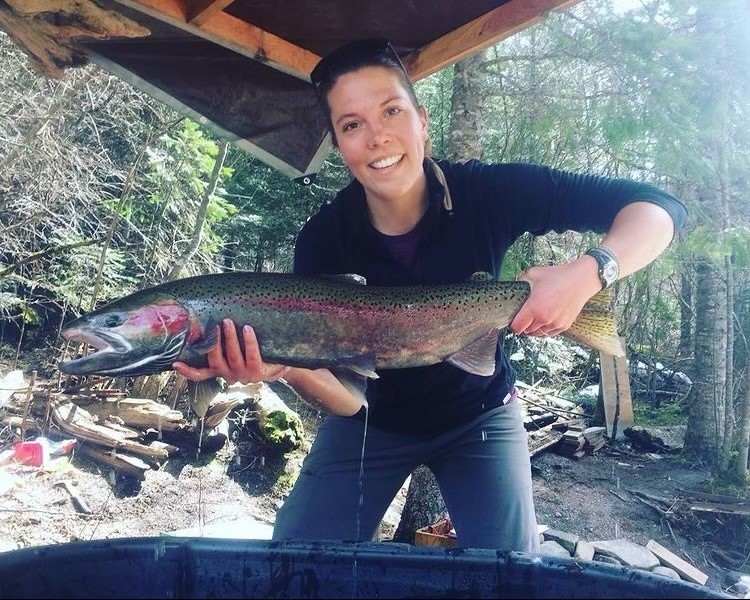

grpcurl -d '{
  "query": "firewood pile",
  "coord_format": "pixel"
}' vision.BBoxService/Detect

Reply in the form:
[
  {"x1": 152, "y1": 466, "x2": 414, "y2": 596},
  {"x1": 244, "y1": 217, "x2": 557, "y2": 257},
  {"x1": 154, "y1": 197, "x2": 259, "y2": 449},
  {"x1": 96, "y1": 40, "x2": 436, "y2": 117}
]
[
  {"x1": 2, "y1": 368, "x2": 610, "y2": 481},
  {"x1": 517, "y1": 381, "x2": 606, "y2": 459},
  {"x1": 0, "y1": 369, "x2": 304, "y2": 480}
]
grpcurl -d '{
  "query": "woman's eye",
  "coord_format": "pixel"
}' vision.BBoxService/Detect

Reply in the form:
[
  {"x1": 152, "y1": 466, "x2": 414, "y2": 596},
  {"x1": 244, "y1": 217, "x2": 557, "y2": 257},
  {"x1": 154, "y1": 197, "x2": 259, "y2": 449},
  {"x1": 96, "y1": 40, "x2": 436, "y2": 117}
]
[
  {"x1": 342, "y1": 121, "x2": 359, "y2": 132},
  {"x1": 385, "y1": 106, "x2": 401, "y2": 117}
]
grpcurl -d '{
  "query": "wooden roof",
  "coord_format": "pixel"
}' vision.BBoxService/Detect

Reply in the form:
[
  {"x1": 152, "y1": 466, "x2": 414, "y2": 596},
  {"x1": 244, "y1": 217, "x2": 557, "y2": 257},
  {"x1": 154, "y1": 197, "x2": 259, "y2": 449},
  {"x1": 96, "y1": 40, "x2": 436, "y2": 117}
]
[{"x1": 0, "y1": 0, "x2": 582, "y2": 181}]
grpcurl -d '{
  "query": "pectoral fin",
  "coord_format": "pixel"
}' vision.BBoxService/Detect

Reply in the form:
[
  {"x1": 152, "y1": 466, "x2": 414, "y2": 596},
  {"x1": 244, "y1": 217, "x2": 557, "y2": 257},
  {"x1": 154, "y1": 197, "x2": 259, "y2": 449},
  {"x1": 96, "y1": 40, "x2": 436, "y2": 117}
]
[
  {"x1": 187, "y1": 378, "x2": 223, "y2": 418},
  {"x1": 446, "y1": 329, "x2": 500, "y2": 376},
  {"x1": 331, "y1": 368, "x2": 369, "y2": 403}
]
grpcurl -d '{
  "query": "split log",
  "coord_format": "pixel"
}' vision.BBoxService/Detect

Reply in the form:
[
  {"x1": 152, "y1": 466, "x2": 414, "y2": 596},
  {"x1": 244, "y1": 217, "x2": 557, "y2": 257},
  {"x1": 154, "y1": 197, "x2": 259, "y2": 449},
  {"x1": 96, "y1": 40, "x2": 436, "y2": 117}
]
[
  {"x1": 82, "y1": 398, "x2": 187, "y2": 433},
  {"x1": 75, "y1": 444, "x2": 151, "y2": 480},
  {"x1": 528, "y1": 428, "x2": 564, "y2": 457},
  {"x1": 52, "y1": 402, "x2": 169, "y2": 461}
]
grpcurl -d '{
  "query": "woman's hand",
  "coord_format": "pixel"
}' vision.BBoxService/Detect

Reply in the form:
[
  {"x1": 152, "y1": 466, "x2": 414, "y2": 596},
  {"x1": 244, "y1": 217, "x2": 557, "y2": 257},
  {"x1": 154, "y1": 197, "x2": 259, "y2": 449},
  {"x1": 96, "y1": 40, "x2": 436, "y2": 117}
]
[
  {"x1": 510, "y1": 258, "x2": 602, "y2": 338},
  {"x1": 173, "y1": 319, "x2": 290, "y2": 385}
]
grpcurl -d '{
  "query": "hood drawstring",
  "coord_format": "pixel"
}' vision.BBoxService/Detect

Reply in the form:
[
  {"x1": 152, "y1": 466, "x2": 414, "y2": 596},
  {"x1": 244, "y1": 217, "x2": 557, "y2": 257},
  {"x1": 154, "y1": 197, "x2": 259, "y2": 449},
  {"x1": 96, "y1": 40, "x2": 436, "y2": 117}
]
[{"x1": 427, "y1": 157, "x2": 454, "y2": 216}]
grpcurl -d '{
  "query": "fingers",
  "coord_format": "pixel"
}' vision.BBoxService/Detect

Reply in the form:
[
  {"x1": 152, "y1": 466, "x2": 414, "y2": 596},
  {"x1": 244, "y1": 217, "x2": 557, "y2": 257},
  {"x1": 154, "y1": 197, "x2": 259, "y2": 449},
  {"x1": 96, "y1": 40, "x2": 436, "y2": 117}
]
[
  {"x1": 511, "y1": 272, "x2": 573, "y2": 337},
  {"x1": 220, "y1": 319, "x2": 246, "y2": 373},
  {"x1": 172, "y1": 361, "x2": 216, "y2": 382},
  {"x1": 241, "y1": 324, "x2": 264, "y2": 375},
  {"x1": 175, "y1": 320, "x2": 290, "y2": 385}
]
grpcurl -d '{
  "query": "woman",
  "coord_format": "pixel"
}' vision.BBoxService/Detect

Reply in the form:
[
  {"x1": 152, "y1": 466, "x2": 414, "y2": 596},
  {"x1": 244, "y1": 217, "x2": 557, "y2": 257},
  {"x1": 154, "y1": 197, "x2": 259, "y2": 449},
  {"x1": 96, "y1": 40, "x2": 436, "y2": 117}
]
[{"x1": 174, "y1": 39, "x2": 686, "y2": 551}]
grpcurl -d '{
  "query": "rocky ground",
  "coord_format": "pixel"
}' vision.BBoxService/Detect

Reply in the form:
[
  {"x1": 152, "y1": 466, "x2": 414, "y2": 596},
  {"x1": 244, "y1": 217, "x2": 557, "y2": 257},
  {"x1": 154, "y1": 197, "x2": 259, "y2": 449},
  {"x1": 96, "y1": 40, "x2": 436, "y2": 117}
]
[{"x1": 0, "y1": 369, "x2": 747, "y2": 598}]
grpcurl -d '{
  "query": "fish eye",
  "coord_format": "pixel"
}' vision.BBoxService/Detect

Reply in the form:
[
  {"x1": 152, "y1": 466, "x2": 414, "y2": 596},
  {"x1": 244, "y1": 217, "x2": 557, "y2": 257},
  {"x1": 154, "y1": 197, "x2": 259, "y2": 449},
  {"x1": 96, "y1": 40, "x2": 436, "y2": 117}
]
[{"x1": 101, "y1": 314, "x2": 124, "y2": 328}]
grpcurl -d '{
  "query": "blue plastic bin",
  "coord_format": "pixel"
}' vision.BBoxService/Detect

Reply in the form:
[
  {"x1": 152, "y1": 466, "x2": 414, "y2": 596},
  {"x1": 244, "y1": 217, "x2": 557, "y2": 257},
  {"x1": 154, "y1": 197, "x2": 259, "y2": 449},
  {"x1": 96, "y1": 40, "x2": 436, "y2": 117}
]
[{"x1": 0, "y1": 537, "x2": 732, "y2": 598}]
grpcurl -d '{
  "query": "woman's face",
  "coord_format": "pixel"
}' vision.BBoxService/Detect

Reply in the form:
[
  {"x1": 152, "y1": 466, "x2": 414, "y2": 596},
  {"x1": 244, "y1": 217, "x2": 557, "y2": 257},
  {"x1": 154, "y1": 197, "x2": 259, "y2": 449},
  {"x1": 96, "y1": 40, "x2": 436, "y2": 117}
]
[{"x1": 326, "y1": 66, "x2": 429, "y2": 204}]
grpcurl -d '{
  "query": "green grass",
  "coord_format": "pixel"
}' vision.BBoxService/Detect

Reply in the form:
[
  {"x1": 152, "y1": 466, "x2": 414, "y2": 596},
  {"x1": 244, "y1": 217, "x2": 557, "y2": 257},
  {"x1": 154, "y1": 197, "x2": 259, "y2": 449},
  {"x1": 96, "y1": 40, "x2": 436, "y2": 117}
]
[{"x1": 632, "y1": 401, "x2": 688, "y2": 427}]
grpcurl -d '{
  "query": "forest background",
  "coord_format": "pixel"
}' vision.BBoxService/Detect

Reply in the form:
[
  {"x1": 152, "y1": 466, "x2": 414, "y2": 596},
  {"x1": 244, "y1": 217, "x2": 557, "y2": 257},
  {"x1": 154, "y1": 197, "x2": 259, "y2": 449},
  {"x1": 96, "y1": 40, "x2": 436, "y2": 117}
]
[{"x1": 1, "y1": 0, "x2": 749, "y2": 486}]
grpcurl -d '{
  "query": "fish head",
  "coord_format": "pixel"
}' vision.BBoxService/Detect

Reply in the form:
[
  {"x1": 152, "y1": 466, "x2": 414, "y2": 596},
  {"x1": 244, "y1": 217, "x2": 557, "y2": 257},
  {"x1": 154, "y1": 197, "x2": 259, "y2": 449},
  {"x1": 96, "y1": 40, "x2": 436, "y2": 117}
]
[{"x1": 58, "y1": 292, "x2": 194, "y2": 378}]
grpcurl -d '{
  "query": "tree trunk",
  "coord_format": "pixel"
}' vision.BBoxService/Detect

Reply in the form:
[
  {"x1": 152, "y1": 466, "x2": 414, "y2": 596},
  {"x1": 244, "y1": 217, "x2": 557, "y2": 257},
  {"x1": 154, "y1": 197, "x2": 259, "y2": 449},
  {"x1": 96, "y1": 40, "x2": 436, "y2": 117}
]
[
  {"x1": 394, "y1": 52, "x2": 487, "y2": 541},
  {"x1": 719, "y1": 255, "x2": 734, "y2": 473},
  {"x1": 447, "y1": 50, "x2": 485, "y2": 160},
  {"x1": 734, "y1": 370, "x2": 750, "y2": 481},
  {"x1": 392, "y1": 465, "x2": 447, "y2": 543},
  {"x1": 168, "y1": 140, "x2": 229, "y2": 280},
  {"x1": 677, "y1": 270, "x2": 694, "y2": 362},
  {"x1": 684, "y1": 261, "x2": 727, "y2": 467}
]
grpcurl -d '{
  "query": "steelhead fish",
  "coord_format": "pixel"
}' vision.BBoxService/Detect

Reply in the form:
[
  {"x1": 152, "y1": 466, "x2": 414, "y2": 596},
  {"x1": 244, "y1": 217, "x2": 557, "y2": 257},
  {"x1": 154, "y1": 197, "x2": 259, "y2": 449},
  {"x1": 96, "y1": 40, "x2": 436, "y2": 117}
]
[{"x1": 58, "y1": 272, "x2": 625, "y2": 382}]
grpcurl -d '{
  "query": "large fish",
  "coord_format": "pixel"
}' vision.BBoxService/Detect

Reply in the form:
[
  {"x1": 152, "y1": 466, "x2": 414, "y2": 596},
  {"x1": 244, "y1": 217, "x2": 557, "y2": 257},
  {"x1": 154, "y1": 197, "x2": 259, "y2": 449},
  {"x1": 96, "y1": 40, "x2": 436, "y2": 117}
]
[{"x1": 58, "y1": 272, "x2": 624, "y2": 384}]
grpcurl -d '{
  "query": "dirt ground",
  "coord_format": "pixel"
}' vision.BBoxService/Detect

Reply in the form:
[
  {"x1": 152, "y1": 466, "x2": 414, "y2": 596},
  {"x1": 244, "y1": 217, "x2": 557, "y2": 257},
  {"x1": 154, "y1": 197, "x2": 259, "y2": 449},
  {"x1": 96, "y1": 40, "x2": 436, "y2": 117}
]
[{"x1": 0, "y1": 375, "x2": 747, "y2": 598}]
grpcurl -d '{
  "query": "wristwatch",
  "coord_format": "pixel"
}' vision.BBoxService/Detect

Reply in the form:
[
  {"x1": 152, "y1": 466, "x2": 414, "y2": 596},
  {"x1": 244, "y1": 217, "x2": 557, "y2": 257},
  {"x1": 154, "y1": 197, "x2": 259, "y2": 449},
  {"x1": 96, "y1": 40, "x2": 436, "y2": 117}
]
[{"x1": 585, "y1": 246, "x2": 619, "y2": 290}]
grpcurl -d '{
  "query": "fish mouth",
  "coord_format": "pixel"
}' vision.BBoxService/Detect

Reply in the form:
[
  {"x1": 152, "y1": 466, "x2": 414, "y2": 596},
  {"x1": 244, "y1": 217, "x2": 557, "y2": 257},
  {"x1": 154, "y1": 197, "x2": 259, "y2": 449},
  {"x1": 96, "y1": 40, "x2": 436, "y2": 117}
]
[
  {"x1": 62, "y1": 328, "x2": 132, "y2": 354},
  {"x1": 59, "y1": 328, "x2": 187, "y2": 377}
]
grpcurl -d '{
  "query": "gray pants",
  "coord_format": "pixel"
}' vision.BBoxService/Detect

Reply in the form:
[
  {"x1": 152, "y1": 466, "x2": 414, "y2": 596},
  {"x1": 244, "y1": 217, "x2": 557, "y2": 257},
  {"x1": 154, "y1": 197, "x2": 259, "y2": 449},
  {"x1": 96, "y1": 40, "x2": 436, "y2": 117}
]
[{"x1": 272, "y1": 401, "x2": 539, "y2": 552}]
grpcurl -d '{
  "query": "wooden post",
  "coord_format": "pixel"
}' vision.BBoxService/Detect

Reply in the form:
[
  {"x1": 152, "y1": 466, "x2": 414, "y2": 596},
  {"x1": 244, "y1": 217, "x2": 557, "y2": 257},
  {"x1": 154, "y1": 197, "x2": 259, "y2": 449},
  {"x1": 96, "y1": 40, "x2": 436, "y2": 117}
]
[{"x1": 599, "y1": 340, "x2": 633, "y2": 440}]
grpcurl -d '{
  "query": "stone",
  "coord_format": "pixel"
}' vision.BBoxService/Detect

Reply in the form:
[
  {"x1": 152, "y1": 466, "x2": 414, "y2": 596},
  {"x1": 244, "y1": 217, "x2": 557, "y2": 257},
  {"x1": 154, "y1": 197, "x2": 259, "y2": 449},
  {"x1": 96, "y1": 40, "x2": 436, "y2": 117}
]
[
  {"x1": 652, "y1": 566, "x2": 681, "y2": 581},
  {"x1": 594, "y1": 553, "x2": 622, "y2": 566},
  {"x1": 543, "y1": 528, "x2": 580, "y2": 554},
  {"x1": 591, "y1": 539, "x2": 660, "y2": 570},
  {"x1": 0, "y1": 540, "x2": 19, "y2": 552},
  {"x1": 539, "y1": 540, "x2": 572, "y2": 558},
  {"x1": 574, "y1": 540, "x2": 595, "y2": 561}
]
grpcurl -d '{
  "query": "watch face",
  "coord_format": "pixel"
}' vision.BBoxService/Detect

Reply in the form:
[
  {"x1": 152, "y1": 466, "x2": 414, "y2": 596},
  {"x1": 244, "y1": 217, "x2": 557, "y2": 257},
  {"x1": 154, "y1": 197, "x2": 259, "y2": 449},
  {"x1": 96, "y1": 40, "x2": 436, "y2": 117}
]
[{"x1": 603, "y1": 261, "x2": 619, "y2": 284}]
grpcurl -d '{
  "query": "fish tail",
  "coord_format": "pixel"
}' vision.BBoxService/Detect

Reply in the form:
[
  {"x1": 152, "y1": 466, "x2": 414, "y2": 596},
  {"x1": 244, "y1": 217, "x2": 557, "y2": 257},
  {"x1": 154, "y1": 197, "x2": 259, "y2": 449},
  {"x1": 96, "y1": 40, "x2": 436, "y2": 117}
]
[{"x1": 563, "y1": 289, "x2": 626, "y2": 357}]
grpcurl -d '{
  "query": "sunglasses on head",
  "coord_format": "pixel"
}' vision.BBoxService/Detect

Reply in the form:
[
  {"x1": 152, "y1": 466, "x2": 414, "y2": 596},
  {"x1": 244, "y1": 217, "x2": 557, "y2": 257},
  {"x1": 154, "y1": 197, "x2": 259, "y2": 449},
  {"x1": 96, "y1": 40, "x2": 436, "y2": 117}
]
[{"x1": 309, "y1": 38, "x2": 410, "y2": 91}]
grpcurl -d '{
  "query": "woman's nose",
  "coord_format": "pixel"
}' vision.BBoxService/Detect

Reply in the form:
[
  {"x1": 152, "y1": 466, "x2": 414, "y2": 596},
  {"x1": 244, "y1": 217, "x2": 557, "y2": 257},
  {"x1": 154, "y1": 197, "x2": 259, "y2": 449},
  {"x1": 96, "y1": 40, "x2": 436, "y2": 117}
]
[{"x1": 367, "y1": 121, "x2": 391, "y2": 147}]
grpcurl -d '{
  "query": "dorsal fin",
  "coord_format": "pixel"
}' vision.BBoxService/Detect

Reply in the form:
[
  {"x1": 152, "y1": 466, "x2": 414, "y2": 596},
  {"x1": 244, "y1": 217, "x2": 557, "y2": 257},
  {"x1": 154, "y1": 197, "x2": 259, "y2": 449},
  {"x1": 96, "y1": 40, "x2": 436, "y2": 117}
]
[
  {"x1": 322, "y1": 274, "x2": 367, "y2": 285},
  {"x1": 468, "y1": 271, "x2": 494, "y2": 282}
]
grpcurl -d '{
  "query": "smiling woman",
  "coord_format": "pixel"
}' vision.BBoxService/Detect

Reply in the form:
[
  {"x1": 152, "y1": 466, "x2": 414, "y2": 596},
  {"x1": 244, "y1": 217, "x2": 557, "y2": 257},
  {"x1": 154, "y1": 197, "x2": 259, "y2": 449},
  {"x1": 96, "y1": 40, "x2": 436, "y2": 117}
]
[{"x1": 173, "y1": 38, "x2": 687, "y2": 554}]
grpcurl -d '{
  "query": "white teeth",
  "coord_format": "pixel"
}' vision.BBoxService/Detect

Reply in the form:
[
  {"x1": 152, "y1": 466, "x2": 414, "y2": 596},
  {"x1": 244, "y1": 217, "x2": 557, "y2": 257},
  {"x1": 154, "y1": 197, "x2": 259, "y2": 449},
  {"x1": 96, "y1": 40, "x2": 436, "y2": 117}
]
[{"x1": 371, "y1": 155, "x2": 403, "y2": 169}]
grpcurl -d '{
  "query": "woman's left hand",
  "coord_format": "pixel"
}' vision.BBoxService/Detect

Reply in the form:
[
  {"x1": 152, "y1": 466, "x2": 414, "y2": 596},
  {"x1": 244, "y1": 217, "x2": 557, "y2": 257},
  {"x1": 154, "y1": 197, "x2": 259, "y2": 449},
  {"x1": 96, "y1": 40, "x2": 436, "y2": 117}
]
[{"x1": 510, "y1": 258, "x2": 602, "y2": 338}]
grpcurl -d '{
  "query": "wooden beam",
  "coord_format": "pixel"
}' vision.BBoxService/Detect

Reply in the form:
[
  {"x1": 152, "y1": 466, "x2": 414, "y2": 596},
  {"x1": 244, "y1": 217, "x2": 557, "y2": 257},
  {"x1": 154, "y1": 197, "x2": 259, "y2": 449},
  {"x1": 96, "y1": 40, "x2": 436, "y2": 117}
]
[
  {"x1": 404, "y1": 0, "x2": 584, "y2": 81},
  {"x1": 599, "y1": 344, "x2": 634, "y2": 441},
  {"x1": 187, "y1": 0, "x2": 236, "y2": 27},
  {"x1": 645, "y1": 540, "x2": 709, "y2": 586},
  {"x1": 113, "y1": 0, "x2": 320, "y2": 80}
]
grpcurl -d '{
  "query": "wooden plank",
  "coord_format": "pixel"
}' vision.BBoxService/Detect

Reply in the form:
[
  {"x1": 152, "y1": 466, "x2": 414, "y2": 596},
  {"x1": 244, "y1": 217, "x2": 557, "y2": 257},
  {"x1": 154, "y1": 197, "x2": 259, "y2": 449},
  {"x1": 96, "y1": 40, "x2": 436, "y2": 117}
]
[
  {"x1": 113, "y1": 0, "x2": 320, "y2": 80},
  {"x1": 404, "y1": 0, "x2": 584, "y2": 81},
  {"x1": 187, "y1": 0, "x2": 235, "y2": 26},
  {"x1": 599, "y1": 342, "x2": 633, "y2": 440},
  {"x1": 646, "y1": 540, "x2": 709, "y2": 586}
]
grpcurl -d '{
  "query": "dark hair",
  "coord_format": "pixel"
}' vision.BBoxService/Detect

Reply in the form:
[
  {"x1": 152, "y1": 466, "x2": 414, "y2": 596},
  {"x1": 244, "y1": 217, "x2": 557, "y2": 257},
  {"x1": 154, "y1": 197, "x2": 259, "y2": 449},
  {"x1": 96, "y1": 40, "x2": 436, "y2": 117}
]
[{"x1": 310, "y1": 39, "x2": 421, "y2": 145}]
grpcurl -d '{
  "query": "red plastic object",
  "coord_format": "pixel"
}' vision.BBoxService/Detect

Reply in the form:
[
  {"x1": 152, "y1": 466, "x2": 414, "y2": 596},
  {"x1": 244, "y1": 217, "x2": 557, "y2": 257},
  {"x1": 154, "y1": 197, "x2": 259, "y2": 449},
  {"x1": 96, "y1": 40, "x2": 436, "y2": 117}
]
[
  {"x1": 12, "y1": 440, "x2": 48, "y2": 467},
  {"x1": 10, "y1": 438, "x2": 76, "y2": 467}
]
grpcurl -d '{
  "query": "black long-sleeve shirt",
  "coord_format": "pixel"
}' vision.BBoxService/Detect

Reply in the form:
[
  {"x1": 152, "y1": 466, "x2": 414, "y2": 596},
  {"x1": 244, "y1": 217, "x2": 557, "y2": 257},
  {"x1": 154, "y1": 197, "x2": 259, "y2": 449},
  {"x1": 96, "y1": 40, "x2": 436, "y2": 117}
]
[{"x1": 294, "y1": 159, "x2": 687, "y2": 435}]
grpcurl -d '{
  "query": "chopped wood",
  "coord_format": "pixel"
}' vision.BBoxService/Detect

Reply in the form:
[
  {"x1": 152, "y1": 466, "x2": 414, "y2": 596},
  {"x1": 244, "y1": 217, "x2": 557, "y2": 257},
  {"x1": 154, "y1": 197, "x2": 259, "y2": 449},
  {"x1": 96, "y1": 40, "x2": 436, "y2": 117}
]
[
  {"x1": 527, "y1": 429, "x2": 563, "y2": 456},
  {"x1": 82, "y1": 397, "x2": 187, "y2": 433},
  {"x1": 646, "y1": 539, "x2": 709, "y2": 585},
  {"x1": 75, "y1": 444, "x2": 150, "y2": 480},
  {"x1": 52, "y1": 402, "x2": 169, "y2": 460}
]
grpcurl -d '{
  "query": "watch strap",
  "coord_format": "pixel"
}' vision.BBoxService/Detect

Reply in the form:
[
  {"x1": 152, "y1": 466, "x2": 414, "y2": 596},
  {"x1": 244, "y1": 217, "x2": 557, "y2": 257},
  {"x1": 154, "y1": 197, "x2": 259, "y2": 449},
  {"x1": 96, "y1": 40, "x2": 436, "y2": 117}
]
[{"x1": 585, "y1": 246, "x2": 619, "y2": 289}]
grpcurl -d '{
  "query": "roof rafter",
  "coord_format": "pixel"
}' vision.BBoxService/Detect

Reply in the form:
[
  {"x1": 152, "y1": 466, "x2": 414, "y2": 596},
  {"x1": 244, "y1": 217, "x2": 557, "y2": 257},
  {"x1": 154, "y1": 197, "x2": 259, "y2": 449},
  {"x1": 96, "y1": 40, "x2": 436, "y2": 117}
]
[
  {"x1": 404, "y1": 0, "x2": 582, "y2": 80},
  {"x1": 113, "y1": 0, "x2": 320, "y2": 79}
]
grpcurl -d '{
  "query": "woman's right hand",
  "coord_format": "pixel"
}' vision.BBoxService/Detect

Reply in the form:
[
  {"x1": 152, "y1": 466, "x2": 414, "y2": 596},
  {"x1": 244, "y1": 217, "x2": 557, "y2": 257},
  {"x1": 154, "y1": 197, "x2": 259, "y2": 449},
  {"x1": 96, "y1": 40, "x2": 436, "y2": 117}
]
[{"x1": 173, "y1": 319, "x2": 290, "y2": 385}]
